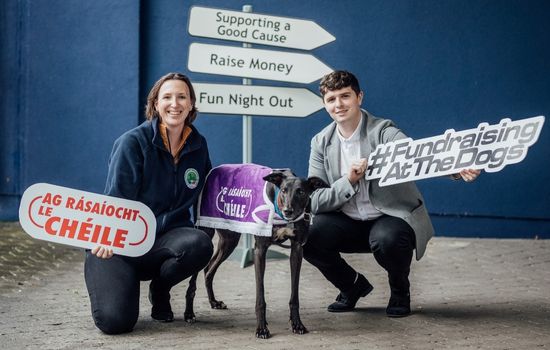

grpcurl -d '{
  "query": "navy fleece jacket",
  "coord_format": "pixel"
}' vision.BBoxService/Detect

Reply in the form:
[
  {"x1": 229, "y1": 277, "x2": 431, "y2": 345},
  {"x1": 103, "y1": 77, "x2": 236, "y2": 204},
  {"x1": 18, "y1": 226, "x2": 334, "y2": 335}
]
[{"x1": 104, "y1": 118, "x2": 212, "y2": 235}]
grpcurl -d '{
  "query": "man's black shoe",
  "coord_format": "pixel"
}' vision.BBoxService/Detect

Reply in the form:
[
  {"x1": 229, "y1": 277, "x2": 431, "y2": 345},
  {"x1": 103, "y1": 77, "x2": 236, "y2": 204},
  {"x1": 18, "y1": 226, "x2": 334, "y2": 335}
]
[
  {"x1": 327, "y1": 274, "x2": 373, "y2": 312},
  {"x1": 149, "y1": 284, "x2": 174, "y2": 322},
  {"x1": 386, "y1": 293, "x2": 411, "y2": 317}
]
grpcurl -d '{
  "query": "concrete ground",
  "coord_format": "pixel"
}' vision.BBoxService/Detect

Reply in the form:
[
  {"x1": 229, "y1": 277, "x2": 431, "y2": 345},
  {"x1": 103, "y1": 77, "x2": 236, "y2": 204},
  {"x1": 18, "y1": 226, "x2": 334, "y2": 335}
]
[{"x1": 1, "y1": 221, "x2": 549, "y2": 349}]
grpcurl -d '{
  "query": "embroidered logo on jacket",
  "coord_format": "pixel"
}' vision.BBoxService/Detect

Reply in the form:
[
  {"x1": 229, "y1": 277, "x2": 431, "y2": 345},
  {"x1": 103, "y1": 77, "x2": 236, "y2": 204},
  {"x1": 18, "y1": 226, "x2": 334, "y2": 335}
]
[{"x1": 185, "y1": 168, "x2": 200, "y2": 189}]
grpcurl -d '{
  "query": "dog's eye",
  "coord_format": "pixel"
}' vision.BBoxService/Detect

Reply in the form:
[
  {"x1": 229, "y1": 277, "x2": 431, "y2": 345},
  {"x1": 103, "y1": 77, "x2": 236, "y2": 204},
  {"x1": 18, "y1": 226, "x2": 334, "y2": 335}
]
[
  {"x1": 296, "y1": 189, "x2": 305, "y2": 196},
  {"x1": 281, "y1": 188, "x2": 288, "y2": 194}
]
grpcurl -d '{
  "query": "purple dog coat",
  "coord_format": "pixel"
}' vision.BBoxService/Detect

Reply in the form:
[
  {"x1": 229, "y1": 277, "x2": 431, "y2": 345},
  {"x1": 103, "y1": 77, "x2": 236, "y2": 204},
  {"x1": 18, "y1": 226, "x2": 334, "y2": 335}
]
[{"x1": 196, "y1": 164, "x2": 285, "y2": 236}]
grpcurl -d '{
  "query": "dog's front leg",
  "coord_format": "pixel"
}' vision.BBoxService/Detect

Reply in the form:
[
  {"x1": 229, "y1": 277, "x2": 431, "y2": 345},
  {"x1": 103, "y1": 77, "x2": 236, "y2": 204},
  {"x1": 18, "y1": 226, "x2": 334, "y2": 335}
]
[
  {"x1": 184, "y1": 227, "x2": 215, "y2": 322},
  {"x1": 184, "y1": 272, "x2": 198, "y2": 322},
  {"x1": 289, "y1": 239, "x2": 308, "y2": 334},
  {"x1": 254, "y1": 236, "x2": 271, "y2": 339}
]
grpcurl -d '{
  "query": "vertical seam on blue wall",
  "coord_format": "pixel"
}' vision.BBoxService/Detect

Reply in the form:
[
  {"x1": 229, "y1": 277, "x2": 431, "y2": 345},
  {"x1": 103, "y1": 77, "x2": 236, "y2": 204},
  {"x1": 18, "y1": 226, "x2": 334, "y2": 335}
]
[
  {"x1": 22, "y1": 1, "x2": 30, "y2": 192},
  {"x1": 15, "y1": 0, "x2": 28, "y2": 196},
  {"x1": 138, "y1": 0, "x2": 147, "y2": 124}
]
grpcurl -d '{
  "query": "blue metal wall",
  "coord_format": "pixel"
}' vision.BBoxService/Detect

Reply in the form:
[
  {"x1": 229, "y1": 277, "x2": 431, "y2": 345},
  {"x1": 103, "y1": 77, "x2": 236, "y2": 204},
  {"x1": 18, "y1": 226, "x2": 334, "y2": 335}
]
[
  {"x1": 2, "y1": 0, "x2": 549, "y2": 238},
  {"x1": 1, "y1": 0, "x2": 140, "y2": 217}
]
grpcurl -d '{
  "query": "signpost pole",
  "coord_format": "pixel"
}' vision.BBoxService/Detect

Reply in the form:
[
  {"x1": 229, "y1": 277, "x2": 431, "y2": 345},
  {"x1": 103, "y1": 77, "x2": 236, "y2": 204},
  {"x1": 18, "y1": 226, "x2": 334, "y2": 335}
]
[
  {"x1": 234, "y1": 5, "x2": 288, "y2": 268},
  {"x1": 240, "y1": 4, "x2": 254, "y2": 268}
]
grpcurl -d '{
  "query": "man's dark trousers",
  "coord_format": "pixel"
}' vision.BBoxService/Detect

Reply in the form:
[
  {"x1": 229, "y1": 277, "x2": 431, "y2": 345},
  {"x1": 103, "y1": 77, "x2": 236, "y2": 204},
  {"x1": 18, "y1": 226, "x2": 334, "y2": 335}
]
[{"x1": 303, "y1": 212, "x2": 415, "y2": 296}]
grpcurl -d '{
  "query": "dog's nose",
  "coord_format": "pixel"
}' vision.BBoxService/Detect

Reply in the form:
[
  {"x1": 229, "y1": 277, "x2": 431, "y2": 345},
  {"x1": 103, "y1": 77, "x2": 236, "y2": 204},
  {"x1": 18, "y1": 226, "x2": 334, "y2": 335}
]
[{"x1": 283, "y1": 208, "x2": 293, "y2": 217}]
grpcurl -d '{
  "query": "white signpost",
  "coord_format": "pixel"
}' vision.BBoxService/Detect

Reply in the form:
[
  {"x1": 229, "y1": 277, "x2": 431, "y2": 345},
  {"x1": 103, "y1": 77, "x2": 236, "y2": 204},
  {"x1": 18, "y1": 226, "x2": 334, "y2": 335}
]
[
  {"x1": 188, "y1": 42, "x2": 332, "y2": 84},
  {"x1": 194, "y1": 83, "x2": 323, "y2": 117},
  {"x1": 188, "y1": 6, "x2": 335, "y2": 50}
]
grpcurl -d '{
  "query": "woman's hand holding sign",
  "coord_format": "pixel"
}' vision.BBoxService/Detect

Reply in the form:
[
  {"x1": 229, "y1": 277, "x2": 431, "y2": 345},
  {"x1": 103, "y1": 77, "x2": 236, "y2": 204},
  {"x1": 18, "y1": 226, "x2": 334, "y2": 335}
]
[{"x1": 91, "y1": 246, "x2": 114, "y2": 259}]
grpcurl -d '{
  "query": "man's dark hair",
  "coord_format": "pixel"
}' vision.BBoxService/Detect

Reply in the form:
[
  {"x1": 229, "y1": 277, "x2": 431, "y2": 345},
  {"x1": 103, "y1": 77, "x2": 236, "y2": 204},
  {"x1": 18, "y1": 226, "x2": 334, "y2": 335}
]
[{"x1": 319, "y1": 70, "x2": 361, "y2": 97}]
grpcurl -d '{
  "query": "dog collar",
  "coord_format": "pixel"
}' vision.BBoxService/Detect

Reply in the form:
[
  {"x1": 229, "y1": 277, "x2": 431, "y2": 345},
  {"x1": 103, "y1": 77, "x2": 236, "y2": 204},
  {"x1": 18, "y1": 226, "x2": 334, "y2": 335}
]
[{"x1": 273, "y1": 187, "x2": 284, "y2": 219}]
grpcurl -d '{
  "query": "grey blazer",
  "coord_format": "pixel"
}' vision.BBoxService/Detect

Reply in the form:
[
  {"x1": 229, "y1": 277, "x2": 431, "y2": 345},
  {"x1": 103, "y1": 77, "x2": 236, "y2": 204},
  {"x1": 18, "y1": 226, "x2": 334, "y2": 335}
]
[{"x1": 308, "y1": 110, "x2": 434, "y2": 260}]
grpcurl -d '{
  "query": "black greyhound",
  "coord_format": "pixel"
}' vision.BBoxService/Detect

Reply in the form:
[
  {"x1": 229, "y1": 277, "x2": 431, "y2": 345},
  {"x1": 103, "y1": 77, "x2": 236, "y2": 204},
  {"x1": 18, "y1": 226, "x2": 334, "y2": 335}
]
[{"x1": 184, "y1": 169, "x2": 328, "y2": 338}]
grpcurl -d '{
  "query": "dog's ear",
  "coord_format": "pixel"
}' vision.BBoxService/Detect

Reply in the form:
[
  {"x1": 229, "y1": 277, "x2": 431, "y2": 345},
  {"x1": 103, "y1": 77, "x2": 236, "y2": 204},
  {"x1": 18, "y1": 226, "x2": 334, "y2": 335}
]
[
  {"x1": 263, "y1": 171, "x2": 286, "y2": 187},
  {"x1": 306, "y1": 176, "x2": 330, "y2": 192}
]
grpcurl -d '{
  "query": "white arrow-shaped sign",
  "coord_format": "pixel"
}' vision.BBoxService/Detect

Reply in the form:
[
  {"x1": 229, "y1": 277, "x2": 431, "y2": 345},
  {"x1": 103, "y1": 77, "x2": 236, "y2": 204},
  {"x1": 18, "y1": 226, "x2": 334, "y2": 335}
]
[
  {"x1": 188, "y1": 6, "x2": 336, "y2": 50},
  {"x1": 188, "y1": 43, "x2": 332, "y2": 84},
  {"x1": 194, "y1": 83, "x2": 323, "y2": 118}
]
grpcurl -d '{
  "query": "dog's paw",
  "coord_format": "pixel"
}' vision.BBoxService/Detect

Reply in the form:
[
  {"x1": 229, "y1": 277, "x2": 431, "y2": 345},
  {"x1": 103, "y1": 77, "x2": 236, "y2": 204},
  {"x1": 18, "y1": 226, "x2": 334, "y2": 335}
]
[
  {"x1": 184, "y1": 312, "x2": 196, "y2": 323},
  {"x1": 255, "y1": 327, "x2": 271, "y2": 339},
  {"x1": 291, "y1": 321, "x2": 308, "y2": 335},
  {"x1": 210, "y1": 300, "x2": 227, "y2": 309}
]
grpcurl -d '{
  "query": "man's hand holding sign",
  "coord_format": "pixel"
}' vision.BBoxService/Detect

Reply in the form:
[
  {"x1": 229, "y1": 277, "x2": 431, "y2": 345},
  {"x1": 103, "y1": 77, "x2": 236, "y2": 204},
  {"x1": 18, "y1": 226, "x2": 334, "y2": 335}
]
[
  {"x1": 452, "y1": 169, "x2": 482, "y2": 182},
  {"x1": 348, "y1": 158, "x2": 368, "y2": 185}
]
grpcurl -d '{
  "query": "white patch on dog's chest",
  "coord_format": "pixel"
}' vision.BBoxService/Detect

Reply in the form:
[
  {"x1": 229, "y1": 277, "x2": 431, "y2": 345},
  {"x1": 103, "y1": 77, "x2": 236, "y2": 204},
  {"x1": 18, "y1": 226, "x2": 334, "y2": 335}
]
[{"x1": 273, "y1": 226, "x2": 295, "y2": 241}]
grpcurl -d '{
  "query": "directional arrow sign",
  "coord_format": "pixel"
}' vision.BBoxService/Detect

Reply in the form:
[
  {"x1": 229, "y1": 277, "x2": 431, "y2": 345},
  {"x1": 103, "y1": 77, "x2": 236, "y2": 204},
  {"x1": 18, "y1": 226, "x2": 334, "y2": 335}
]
[
  {"x1": 188, "y1": 6, "x2": 335, "y2": 50},
  {"x1": 194, "y1": 83, "x2": 323, "y2": 118},
  {"x1": 188, "y1": 43, "x2": 332, "y2": 84}
]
